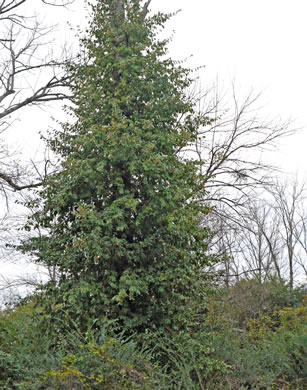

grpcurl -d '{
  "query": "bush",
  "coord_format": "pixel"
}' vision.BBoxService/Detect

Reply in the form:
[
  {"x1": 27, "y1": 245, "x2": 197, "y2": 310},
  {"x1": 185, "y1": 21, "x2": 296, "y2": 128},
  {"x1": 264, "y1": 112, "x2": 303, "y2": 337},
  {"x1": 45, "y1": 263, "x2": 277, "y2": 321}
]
[
  {"x1": 0, "y1": 299, "x2": 65, "y2": 389},
  {"x1": 205, "y1": 284, "x2": 307, "y2": 389},
  {"x1": 0, "y1": 297, "x2": 227, "y2": 390},
  {"x1": 0, "y1": 302, "x2": 167, "y2": 389},
  {"x1": 27, "y1": 332, "x2": 166, "y2": 390},
  {"x1": 1, "y1": 280, "x2": 305, "y2": 389},
  {"x1": 205, "y1": 278, "x2": 306, "y2": 332},
  {"x1": 138, "y1": 329, "x2": 229, "y2": 390}
]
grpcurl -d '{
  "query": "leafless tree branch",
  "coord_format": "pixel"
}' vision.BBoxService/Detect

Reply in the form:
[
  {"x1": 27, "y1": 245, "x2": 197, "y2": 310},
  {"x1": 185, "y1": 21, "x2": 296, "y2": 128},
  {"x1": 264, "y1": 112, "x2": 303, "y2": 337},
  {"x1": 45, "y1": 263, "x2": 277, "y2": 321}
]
[{"x1": 0, "y1": 0, "x2": 74, "y2": 192}]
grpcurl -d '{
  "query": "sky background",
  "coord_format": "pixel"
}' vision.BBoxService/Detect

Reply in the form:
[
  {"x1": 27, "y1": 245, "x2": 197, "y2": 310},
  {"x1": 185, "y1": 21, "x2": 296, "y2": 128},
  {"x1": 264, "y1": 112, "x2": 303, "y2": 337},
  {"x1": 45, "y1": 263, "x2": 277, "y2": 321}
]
[
  {"x1": 10, "y1": 0, "x2": 307, "y2": 176},
  {"x1": 1, "y1": 0, "x2": 307, "y2": 291},
  {"x1": 150, "y1": 0, "x2": 307, "y2": 175},
  {"x1": 8, "y1": 0, "x2": 307, "y2": 177}
]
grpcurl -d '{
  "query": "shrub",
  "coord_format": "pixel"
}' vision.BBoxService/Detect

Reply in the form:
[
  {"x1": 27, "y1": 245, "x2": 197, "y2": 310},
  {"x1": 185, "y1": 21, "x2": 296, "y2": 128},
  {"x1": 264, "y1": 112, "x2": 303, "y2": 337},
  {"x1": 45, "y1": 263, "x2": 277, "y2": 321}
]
[
  {"x1": 0, "y1": 299, "x2": 67, "y2": 389},
  {"x1": 206, "y1": 288, "x2": 307, "y2": 389},
  {"x1": 28, "y1": 335, "x2": 164, "y2": 390}
]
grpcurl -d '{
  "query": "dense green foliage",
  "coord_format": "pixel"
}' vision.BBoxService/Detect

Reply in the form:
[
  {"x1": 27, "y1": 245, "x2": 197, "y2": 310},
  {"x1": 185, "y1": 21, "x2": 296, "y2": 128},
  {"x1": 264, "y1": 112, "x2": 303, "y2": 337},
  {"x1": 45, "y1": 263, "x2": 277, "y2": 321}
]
[
  {"x1": 0, "y1": 301, "x2": 63, "y2": 389},
  {"x1": 0, "y1": 303, "x2": 166, "y2": 389},
  {"x1": 0, "y1": 298, "x2": 226, "y2": 390},
  {"x1": 0, "y1": 281, "x2": 306, "y2": 389},
  {"x1": 20, "y1": 0, "x2": 210, "y2": 335},
  {"x1": 204, "y1": 280, "x2": 307, "y2": 389}
]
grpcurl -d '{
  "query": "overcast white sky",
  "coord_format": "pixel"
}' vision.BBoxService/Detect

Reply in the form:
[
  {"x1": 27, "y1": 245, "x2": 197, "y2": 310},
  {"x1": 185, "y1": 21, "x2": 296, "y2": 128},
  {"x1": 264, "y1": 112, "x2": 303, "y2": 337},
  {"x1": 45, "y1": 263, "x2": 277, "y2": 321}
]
[
  {"x1": 12, "y1": 0, "x2": 307, "y2": 176},
  {"x1": 2, "y1": 0, "x2": 307, "y2": 291},
  {"x1": 150, "y1": 0, "x2": 307, "y2": 175}
]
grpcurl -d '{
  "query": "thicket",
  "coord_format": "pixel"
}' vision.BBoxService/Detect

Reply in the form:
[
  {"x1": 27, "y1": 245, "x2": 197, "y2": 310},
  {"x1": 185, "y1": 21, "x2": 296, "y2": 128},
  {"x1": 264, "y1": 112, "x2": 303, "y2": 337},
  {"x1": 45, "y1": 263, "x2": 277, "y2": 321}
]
[
  {"x1": 204, "y1": 279, "x2": 307, "y2": 389},
  {"x1": 0, "y1": 280, "x2": 306, "y2": 389}
]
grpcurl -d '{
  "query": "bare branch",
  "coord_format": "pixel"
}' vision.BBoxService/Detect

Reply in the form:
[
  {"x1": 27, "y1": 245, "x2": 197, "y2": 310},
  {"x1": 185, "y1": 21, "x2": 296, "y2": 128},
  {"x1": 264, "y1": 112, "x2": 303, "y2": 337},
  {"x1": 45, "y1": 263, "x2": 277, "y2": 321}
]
[
  {"x1": 0, "y1": 171, "x2": 42, "y2": 190},
  {"x1": 41, "y1": 0, "x2": 74, "y2": 6},
  {"x1": 141, "y1": 0, "x2": 151, "y2": 18},
  {"x1": 0, "y1": 1, "x2": 26, "y2": 17},
  {"x1": 183, "y1": 84, "x2": 293, "y2": 214},
  {"x1": 0, "y1": 1, "x2": 74, "y2": 193}
]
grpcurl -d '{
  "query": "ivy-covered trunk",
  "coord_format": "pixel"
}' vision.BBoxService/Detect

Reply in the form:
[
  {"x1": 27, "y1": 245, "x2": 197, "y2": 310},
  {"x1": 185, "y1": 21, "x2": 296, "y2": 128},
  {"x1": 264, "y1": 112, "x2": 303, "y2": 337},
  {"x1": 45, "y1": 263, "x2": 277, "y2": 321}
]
[{"x1": 21, "y1": 0, "x2": 211, "y2": 334}]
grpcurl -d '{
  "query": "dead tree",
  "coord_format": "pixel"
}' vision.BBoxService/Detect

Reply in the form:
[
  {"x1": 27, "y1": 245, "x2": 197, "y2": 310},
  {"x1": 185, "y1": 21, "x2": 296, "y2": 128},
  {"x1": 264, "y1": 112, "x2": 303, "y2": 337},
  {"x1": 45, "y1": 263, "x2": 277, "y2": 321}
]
[
  {"x1": 0, "y1": 0, "x2": 75, "y2": 193},
  {"x1": 0, "y1": 0, "x2": 76, "y2": 298},
  {"x1": 187, "y1": 86, "x2": 292, "y2": 211},
  {"x1": 187, "y1": 83, "x2": 292, "y2": 282},
  {"x1": 268, "y1": 178, "x2": 306, "y2": 289},
  {"x1": 207, "y1": 177, "x2": 307, "y2": 288}
]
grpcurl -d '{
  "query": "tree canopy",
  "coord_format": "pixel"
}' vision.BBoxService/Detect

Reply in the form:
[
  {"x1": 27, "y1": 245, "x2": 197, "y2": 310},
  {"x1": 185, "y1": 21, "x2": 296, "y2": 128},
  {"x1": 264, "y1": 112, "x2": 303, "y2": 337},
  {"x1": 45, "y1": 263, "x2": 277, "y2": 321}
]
[{"x1": 20, "y1": 0, "x2": 212, "y2": 334}]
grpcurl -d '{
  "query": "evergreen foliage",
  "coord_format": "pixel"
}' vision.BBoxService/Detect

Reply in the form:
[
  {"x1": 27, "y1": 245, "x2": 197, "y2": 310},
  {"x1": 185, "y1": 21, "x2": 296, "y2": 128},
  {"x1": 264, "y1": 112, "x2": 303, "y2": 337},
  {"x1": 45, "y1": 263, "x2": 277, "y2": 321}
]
[{"x1": 20, "y1": 0, "x2": 211, "y2": 334}]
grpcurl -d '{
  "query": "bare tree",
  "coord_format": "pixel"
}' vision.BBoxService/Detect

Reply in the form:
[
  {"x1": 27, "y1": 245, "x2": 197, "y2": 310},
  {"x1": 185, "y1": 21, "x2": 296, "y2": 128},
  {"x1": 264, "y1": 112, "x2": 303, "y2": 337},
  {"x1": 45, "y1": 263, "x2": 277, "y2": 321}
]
[
  {"x1": 238, "y1": 201, "x2": 283, "y2": 282},
  {"x1": 294, "y1": 214, "x2": 307, "y2": 277},
  {"x1": 0, "y1": 0, "x2": 75, "y2": 192},
  {"x1": 0, "y1": 0, "x2": 74, "y2": 23},
  {"x1": 182, "y1": 81, "x2": 301, "y2": 286},
  {"x1": 207, "y1": 178, "x2": 307, "y2": 289},
  {"x1": 268, "y1": 178, "x2": 306, "y2": 289},
  {"x1": 204, "y1": 209, "x2": 242, "y2": 286},
  {"x1": 204, "y1": 199, "x2": 280, "y2": 286},
  {"x1": 184, "y1": 84, "x2": 292, "y2": 213},
  {"x1": 0, "y1": 0, "x2": 76, "y2": 301}
]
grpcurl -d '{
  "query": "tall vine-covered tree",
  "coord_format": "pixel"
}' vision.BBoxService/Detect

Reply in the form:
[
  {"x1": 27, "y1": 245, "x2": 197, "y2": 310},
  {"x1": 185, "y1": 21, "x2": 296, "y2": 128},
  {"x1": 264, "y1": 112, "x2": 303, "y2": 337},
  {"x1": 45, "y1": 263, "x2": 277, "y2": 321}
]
[{"x1": 21, "y1": 0, "x2": 211, "y2": 334}]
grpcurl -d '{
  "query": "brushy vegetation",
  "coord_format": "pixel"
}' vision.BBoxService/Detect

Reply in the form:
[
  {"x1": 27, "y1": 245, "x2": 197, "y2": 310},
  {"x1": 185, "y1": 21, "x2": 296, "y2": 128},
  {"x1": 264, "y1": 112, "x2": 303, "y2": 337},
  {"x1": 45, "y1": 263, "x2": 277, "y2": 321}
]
[
  {"x1": 0, "y1": 280, "x2": 306, "y2": 389},
  {"x1": 204, "y1": 280, "x2": 307, "y2": 389},
  {"x1": 0, "y1": 296, "x2": 224, "y2": 389}
]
